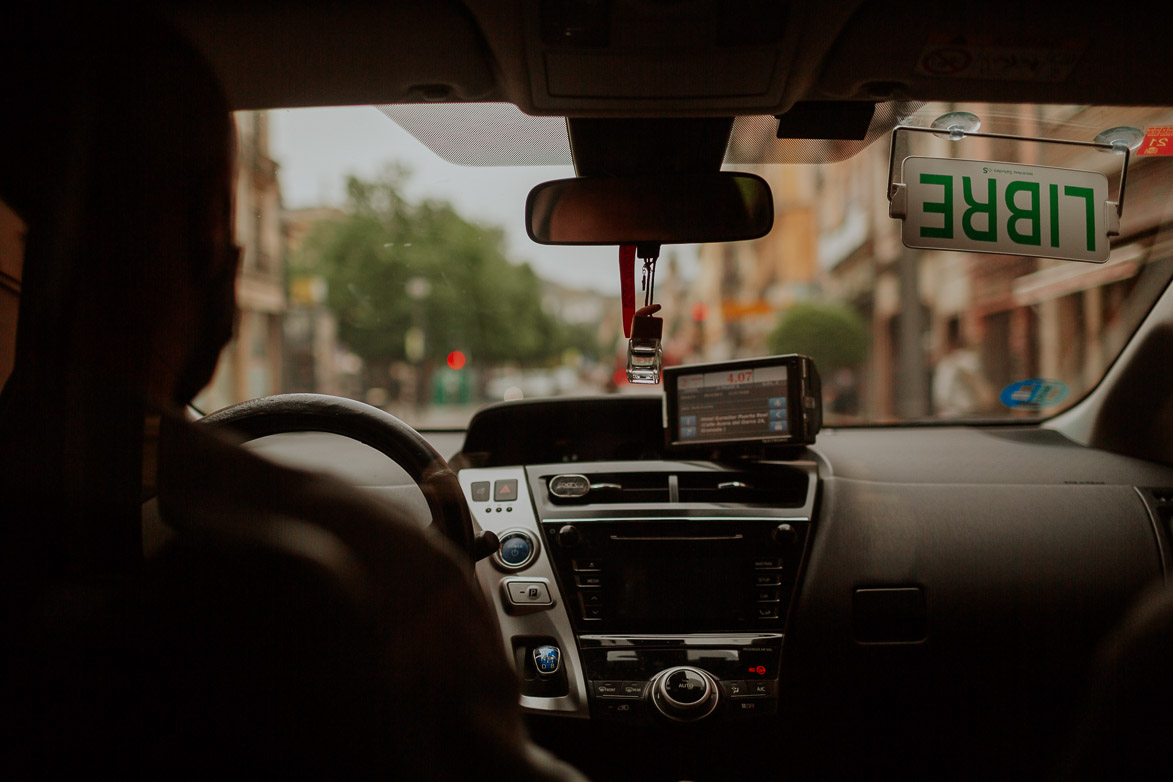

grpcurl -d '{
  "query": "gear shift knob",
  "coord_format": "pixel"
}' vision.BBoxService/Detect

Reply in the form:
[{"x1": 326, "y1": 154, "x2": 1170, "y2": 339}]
[{"x1": 533, "y1": 644, "x2": 561, "y2": 677}]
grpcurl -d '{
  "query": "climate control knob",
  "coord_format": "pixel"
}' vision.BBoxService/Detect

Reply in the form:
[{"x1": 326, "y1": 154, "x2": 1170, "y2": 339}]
[{"x1": 650, "y1": 666, "x2": 719, "y2": 722}]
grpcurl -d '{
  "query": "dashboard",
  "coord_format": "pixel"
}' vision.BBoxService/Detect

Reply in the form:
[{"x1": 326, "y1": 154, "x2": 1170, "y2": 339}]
[
  {"x1": 248, "y1": 394, "x2": 1173, "y2": 780},
  {"x1": 461, "y1": 394, "x2": 1172, "y2": 779}
]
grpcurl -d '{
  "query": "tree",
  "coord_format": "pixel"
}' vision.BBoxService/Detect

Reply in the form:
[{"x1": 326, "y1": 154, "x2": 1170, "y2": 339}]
[
  {"x1": 293, "y1": 169, "x2": 591, "y2": 385},
  {"x1": 766, "y1": 301, "x2": 867, "y2": 372}
]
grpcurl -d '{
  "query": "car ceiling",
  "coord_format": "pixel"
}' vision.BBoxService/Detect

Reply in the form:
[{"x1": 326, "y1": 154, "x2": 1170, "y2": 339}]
[{"x1": 158, "y1": 1, "x2": 1170, "y2": 115}]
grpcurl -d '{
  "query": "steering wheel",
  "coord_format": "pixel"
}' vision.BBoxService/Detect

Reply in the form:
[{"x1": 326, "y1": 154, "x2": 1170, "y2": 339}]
[{"x1": 199, "y1": 393, "x2": 476, "y2": 562}]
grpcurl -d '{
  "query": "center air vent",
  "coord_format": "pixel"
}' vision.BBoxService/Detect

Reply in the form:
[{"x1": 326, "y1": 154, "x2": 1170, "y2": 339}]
[
  {"x1": 676, "y1": 468, "x2": 806, "y2": 505},
  {"x1": 546, "y1": 472, "x2": 670, "y2": 504},
  {"x1": 543, "y1": 465, "x2": 808, "y2": 507}
]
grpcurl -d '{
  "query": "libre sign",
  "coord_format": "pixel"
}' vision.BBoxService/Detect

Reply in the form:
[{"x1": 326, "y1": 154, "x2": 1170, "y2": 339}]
[{"x1": 897, "y1": 157, "x2": 1112, "y2": 263}]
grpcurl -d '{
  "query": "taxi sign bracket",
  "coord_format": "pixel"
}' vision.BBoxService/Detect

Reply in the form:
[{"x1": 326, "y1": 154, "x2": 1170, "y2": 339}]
[{"x1": 886, "y1": 125, "x2": 1129, "y2": 233}]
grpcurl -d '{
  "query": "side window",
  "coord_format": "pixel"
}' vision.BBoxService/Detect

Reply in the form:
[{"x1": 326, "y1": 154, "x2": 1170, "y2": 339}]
[{"x1": 0, "y1": 198, "x2": 26, "y2": 390}]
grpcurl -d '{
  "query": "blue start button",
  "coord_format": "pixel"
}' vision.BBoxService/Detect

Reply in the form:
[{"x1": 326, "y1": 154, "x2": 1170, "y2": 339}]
[{"x1": 497, "y1": 530, "x2": 536, "y2": 569}]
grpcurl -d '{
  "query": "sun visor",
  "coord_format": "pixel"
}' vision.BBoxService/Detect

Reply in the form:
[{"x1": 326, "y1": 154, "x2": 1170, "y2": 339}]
[{"x1": 377, "y1": 100, "x2": 924, "y2": 167}]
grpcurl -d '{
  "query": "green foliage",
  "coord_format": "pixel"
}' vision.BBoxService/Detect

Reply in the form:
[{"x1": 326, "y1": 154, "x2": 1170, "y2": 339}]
[
  {"x1": 767, "y1": 301, "x2": 868, "y2": 372},
  {"x1": 293, "y1": 168, "x2": 592, "y2": 368}
]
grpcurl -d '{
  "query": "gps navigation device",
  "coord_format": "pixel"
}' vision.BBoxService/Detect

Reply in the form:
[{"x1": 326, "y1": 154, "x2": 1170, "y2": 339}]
[{"x1": 664, "y1": 355, "x2": 821, "y2": 451}]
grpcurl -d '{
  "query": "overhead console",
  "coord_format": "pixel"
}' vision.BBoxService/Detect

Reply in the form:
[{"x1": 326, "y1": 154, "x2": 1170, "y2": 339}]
[{"x1": 457, "y1": 356, "x2": 822, "y2": 725}]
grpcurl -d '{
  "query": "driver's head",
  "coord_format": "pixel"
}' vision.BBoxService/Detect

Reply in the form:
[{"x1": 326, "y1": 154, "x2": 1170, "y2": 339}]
[
  {"x1": 123, "y1": 26, "x2": 240, "y2": 407},
  {"x1": 1, "y1": 7, "x2": 239, "y2": 409}
]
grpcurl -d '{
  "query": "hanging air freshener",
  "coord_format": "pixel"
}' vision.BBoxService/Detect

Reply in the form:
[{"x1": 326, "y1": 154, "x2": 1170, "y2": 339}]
[{"x1": 625, "y1": 244, "x2": 663, "y2": 384}]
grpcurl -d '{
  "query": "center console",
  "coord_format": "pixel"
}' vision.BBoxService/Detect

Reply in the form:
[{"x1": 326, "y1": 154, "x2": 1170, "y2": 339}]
[
  {"x1": 457, "y1": 355, "x2": 820, "y2": 726},
  {"x1": 462, "y1": 458, "x2": 817, "y2": 725}
]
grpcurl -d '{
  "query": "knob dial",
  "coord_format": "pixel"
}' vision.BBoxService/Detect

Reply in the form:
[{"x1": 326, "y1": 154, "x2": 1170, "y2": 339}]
[
  {"x1": 650, "y1": 666, "x2": 719, "y2": 722},
  {"x1": 772, "y1": 522, "x2": 797, "y2": 547},
  {"x1": 557, "y1": 524, "x2": 582, "y2": 548}
]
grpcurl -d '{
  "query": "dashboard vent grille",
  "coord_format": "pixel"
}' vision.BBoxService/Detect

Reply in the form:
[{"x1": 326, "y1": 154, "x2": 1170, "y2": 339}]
[
  {"x1": 1150, "y1": 487, "x2": 1173, "y2": 505},
  {"x1": 546, "y1": 472, "x2": 670, "y2": 504},
  {"x1": 677, "y1": 467, "x2": 806, "y2": 506},
  {"x1": 542, "y1": 465, "x2": 808, "y2": 506}
]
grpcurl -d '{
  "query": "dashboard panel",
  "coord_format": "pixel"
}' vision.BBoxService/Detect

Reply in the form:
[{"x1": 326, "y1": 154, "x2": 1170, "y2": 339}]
[
  {"x1": 452, "y1": 396, "x2": 1173, "y2": 780},
  {"x1": 241, "y1": 398, "x2": 1173, "y2": 780},
  {"x1": 462, "y1": 458, "x2": 818, "y2": 724}
]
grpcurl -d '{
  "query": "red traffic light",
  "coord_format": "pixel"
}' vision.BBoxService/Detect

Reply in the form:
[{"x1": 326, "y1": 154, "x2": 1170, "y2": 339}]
[{"x1": 447, "y1": 350, "x2": 466, "y2": 370}]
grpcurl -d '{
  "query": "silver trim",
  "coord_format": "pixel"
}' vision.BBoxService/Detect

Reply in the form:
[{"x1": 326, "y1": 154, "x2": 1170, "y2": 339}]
[
  {"x1": 579, "y1": 633, "x2": 783, "y2": 645},
  {"x1": 610, "y1": 534, "x2": 744, "y2": 541},
  {"x1": 464, "y1": 467, "x2": 591, "y2": 719},
  {"x1": 545, "y1": 516, "x2": 809, "y2": 523}
]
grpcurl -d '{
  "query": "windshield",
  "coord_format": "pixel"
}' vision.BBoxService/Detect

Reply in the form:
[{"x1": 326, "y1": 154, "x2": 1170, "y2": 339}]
[{"x1": 195, "y1": 102, "x2": 1173, "y2": 428}]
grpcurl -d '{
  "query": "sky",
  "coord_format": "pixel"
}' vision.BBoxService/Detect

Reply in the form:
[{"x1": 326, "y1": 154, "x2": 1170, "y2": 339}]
[{"x1": 268, "y1": 105, "x2": 647, "y2": 296}]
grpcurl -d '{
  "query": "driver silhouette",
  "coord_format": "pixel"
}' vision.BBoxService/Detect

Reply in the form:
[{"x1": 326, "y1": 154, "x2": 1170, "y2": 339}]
[{"x1": 0, "y1": 6, "x2": 586, "y2": 780}]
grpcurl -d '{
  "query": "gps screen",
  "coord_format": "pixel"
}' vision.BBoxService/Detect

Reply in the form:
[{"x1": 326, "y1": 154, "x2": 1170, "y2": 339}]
[{"x1": 673, "y1": 364, "x2": 790, "y2": 444}]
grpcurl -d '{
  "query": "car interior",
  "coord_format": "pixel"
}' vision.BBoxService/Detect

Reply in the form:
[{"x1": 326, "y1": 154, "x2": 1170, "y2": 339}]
[{"x1": 4, "y1": 2, "x2": 1173, "y2": 781}]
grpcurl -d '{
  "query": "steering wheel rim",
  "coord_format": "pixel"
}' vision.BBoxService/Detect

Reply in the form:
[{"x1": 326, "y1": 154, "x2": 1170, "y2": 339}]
[{"x1": 199, "y1": 393, "x2": 475, "y2": 562}]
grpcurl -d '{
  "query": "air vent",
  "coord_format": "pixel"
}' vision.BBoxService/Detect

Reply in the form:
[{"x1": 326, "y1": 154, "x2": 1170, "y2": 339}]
[
  {"x1": 1149, "y1": 487, "x2": 1173, "y2": 505},
  {"x1": 677, "y1": 466, "x2": 807, "y2": 506},
  {"x1": 1147, "y1": 488, "x2": 1173, "y2": 540},
  {"x1": 545, "y1": 472, "x2": 670, "y2": 504},
  {"x1": 542, "y1": 466, "x2": 808, "y2": 506}
]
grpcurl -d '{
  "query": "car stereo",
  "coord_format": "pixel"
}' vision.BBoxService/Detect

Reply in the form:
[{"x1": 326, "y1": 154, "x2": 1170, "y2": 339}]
[
  {"x1": 539, "y1": 514, "x2": 809, "y2": 724},
  {"x1": 663, "y1": 354, "x2": 822, "y2": 450}
]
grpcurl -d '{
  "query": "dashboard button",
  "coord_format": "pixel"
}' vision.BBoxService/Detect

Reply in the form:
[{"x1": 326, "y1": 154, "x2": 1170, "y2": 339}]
[
  {"x1": 593, "y1": 681, "x2": 623, "y2": 698},
  {"x1": 504, "y1": 580, "x2": 551, "y2": 606},
  {"x1": 575, "y1": 573, "x2": 602, "y2": 588},
  {"x1": 754, "y1": 572, "x2": 782, "y2": 587},
  {"x1": 756, "y1": 604, "x2": 779, "y2": 619},
  {"x1": 495, "y1": 530, "x2": 537, "y2": 570},
  {"x1": 722, "y1": 680, "x2": 748, "y2": 698},
  {"x1": 747, "y1": 680, "x2": 776, "y2": 698},
  {"x1": 579, "y1": 591, "x2": 602, "y2": 607},
  {"x1": 756, "y1": 587, "x2": 780, "y2": 602},
  {"x1": 493, "y1": 479, "x2": 519, "y2": 502},
  {"x1": 729, "y1": 698, "x2": 776, "y2": 716},
  {"x1": 752, "y1": 557, "x2": 782, "y2": 569},
  {"x1": 583, "y1": 605, "x2": 603, "y2": 620},
  {"x1": 620, "y1": 681, "x2": 647, "y2": 697},
  {"x1": 470, "y1": 481, "x2": 491, "y2": 502},
  {"x1": 573, "y1": 558, "x2": 602, "y2": 571},
  {"x1": 597, "y1": 700, "x2": 638, "y2": 719}
]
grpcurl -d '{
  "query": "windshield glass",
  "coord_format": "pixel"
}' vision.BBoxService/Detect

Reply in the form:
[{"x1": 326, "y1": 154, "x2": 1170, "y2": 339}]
[{"x1": 196, "y1": 102, "x2": 1173, "y2": 428}]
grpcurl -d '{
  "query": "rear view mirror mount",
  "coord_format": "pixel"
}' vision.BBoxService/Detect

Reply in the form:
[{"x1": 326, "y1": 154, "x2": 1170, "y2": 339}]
[{"x1": 525, "y1": 172, "x2": 773, "y2": 246}]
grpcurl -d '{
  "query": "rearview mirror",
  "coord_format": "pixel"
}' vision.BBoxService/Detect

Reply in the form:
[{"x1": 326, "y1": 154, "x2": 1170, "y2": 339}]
[{"x1": 525, "y1": 172, "x2": 773, "y2": 246}]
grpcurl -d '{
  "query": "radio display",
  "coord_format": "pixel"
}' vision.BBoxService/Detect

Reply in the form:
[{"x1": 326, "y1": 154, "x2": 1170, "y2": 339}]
[
  {"x1": 613, "y1": 553, "x2": 750, "y2": 630},
  {"x1": 664, "y1": 355, "x2": 820, "y2": 448}
]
